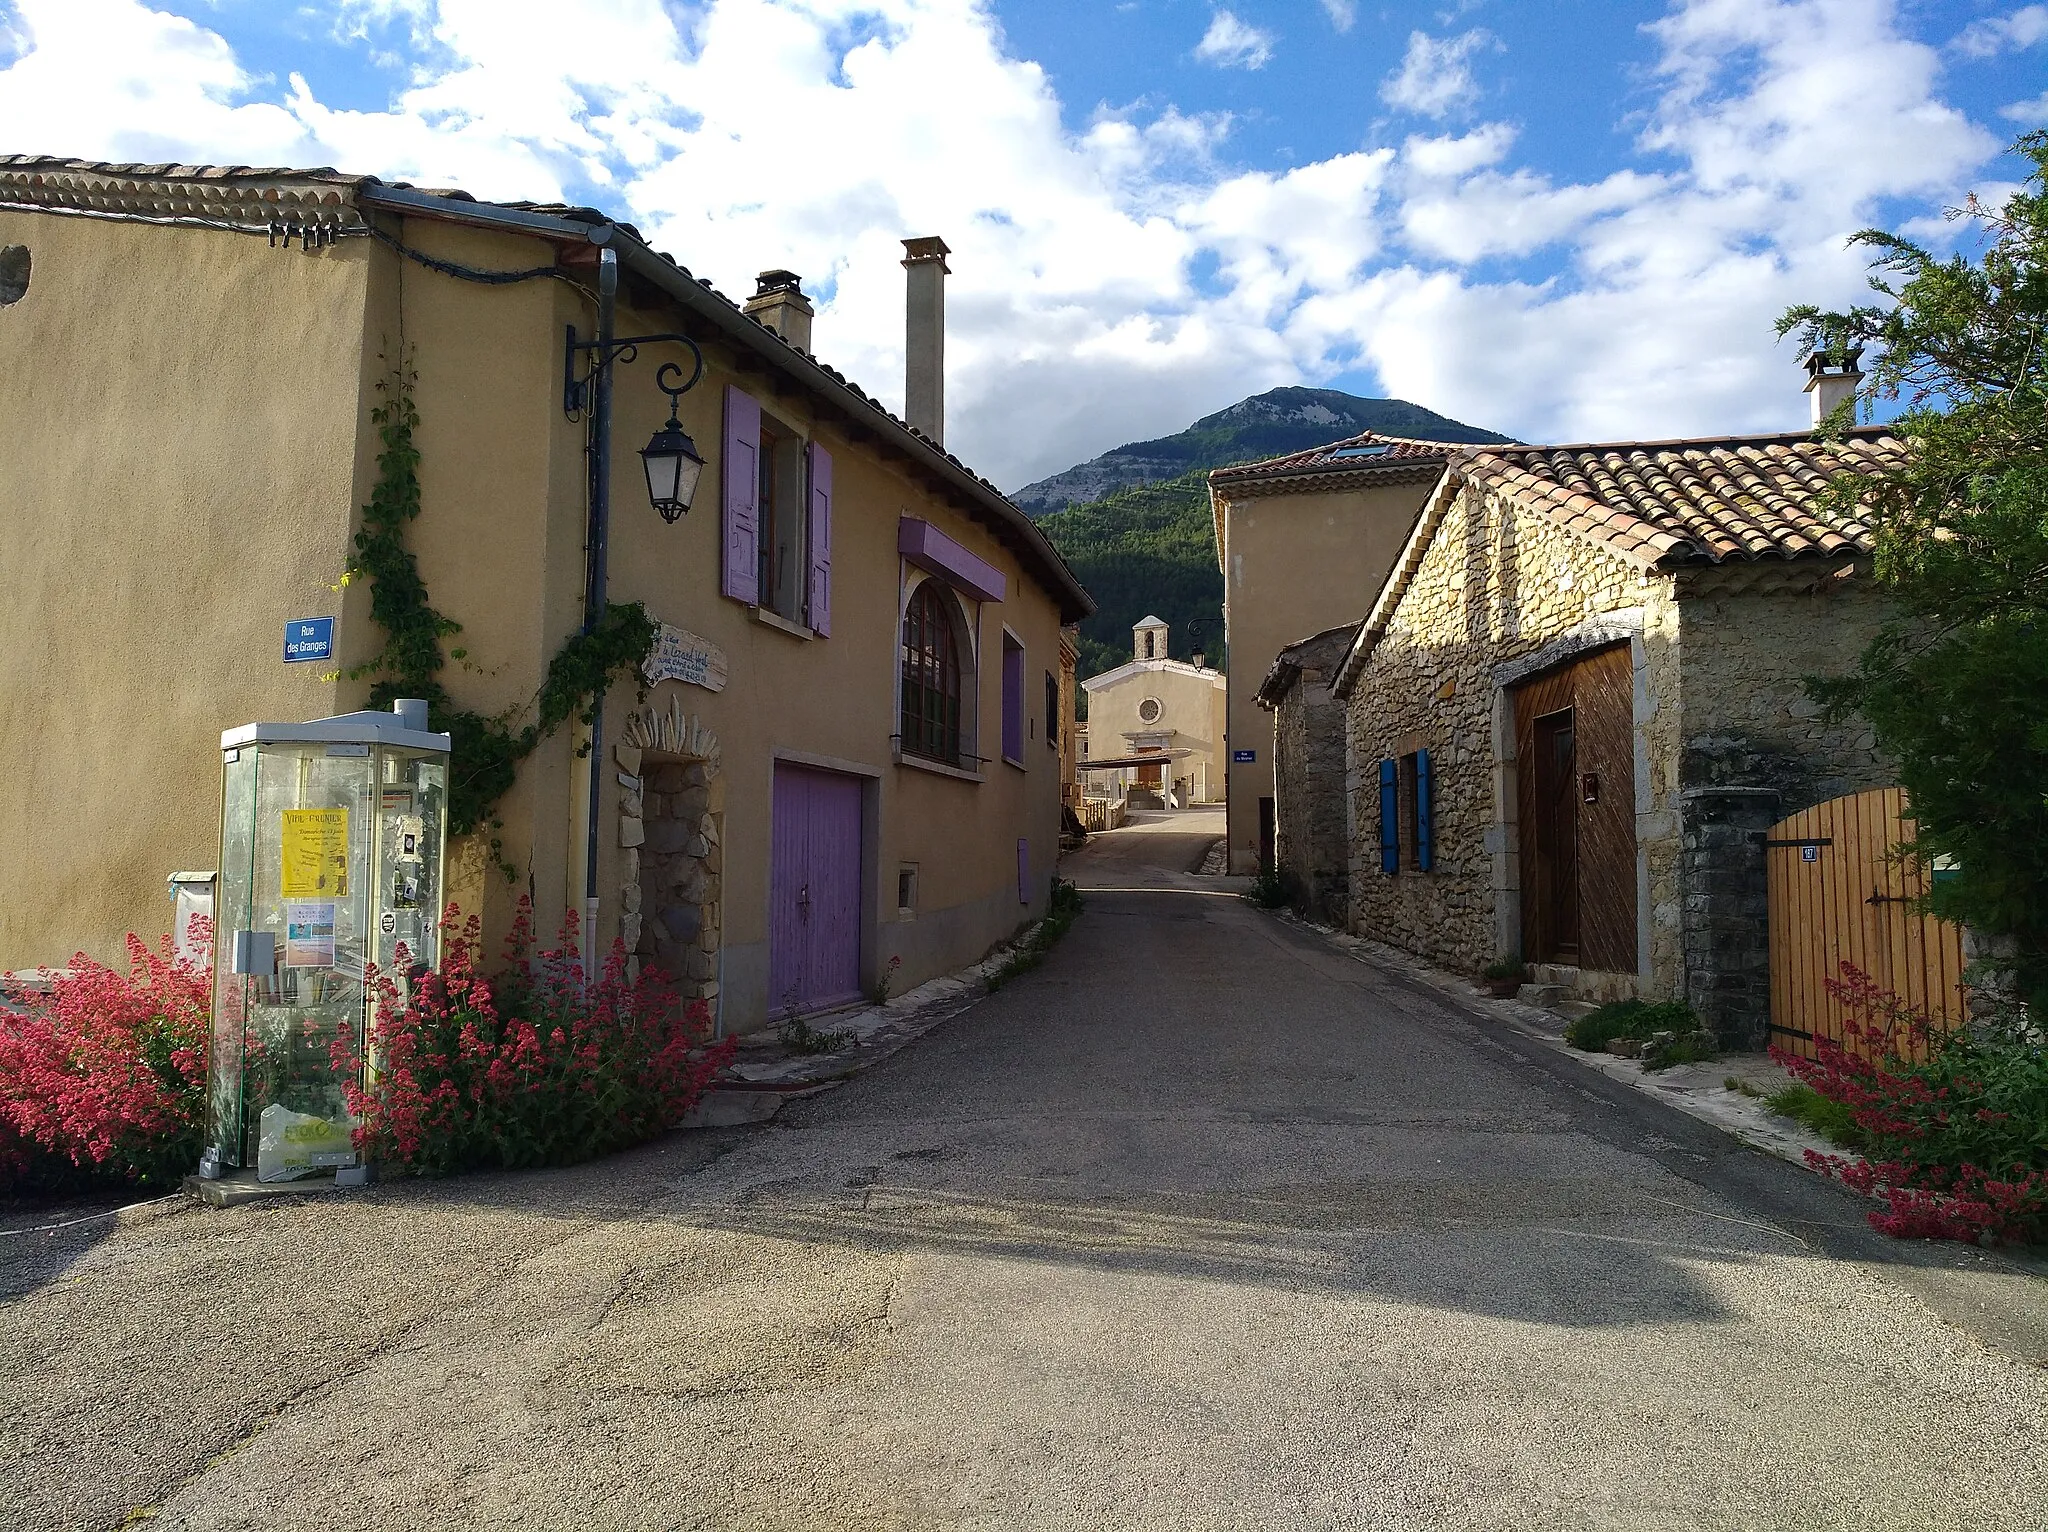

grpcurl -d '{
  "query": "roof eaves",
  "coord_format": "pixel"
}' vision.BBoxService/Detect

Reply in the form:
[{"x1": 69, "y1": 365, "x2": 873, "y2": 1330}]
[
  {"x1": 364, "y1": 184, "x2": 1096, "y2": 623},
  {"x1": 1255, "y1": 656, "x2": 1300, "y2": 709}
]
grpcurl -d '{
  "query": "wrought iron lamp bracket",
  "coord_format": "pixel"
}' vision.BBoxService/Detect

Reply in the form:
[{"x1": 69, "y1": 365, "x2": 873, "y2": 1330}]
[{"x1": 563, "y1": 327, "x2": 705, "y2": 420}]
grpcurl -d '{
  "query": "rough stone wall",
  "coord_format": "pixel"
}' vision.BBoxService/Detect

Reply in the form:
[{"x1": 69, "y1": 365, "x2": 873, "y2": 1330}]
[
  {"x1": 615, "y1": 740, "x2": 723, "y2": 1007},
  {"x1": 1344, "y1": 481, "x2": 1679, "y2": 982},
  {"x1": 1675, "y1": 582, "x2": 1892, "y2": 1045},
  {"x1": 1271, "y1": 633, "x2": 1355, "y2": 924}
]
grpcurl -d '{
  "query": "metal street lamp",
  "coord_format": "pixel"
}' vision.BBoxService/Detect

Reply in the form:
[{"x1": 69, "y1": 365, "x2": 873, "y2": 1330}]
[
  {"x1": 639, "y1": 362, "x2": 706, "y2": 522},
  {"x1": 565, "y1": 326, "x2": 706, "y2": 522}
]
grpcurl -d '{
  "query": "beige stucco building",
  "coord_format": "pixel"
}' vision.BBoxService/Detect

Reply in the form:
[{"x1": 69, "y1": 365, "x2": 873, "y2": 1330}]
[
  {"x1": 1330, "y1": 423, "x2": 1899, "y2": 1046},
  {"x1": 1079, "y1": 618, "x2": 1226, "y2": 808},
  {"x1": 0, "y1": 157, "x2": 1090, "y2": 1033},
  {"x1": 1207, "y1": 438, "x2": 1461, "y2": 872}
]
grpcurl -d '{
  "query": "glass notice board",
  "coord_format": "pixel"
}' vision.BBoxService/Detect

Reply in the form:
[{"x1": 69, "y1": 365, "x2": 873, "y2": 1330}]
[{"x1": 208, "y1": 729, "x2": 447, "y2": 1175}]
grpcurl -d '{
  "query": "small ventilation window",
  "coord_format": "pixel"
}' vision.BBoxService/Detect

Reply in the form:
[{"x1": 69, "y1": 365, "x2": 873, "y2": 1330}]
[
  {"x1": 0, "y1": 246, "x2": 28, "y2": 306},
  {"x1": 1137, "y1": 697, "x2": 1163, "y2": 725}
]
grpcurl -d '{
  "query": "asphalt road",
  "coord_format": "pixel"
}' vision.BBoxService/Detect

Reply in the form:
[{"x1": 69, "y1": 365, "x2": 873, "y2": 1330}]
[{"x1": 4, "y1": 807, "x2": 2046, "y2": 1531}]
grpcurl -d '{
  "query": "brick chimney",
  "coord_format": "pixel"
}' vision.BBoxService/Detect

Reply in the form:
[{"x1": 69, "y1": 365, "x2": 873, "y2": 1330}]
[
  {"x1": 901, "y1": 236, "x2": 950, "y2": 444},
  {"x1": 743, "y1": 270, "x2": 814, "y2": 354},
  {"x1": 1804, "y1": 346, "x2": 1864, "y2": 427}
]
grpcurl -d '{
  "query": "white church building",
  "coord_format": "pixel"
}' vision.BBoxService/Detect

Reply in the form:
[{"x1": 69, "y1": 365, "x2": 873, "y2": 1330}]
[{"x1": 1079, "y1": 616, "x2": 1227, "y2": 810}]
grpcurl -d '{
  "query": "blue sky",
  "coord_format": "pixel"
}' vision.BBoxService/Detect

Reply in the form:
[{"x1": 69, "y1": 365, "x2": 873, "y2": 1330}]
[{"x1": 2, "y1": 0, "x2": 2041, "y2": 486}]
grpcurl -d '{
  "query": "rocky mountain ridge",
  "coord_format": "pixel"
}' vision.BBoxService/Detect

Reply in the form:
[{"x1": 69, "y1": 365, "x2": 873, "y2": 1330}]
[{"x1": 1012, "y1": 386, "x2": 1507, "y2": 515}]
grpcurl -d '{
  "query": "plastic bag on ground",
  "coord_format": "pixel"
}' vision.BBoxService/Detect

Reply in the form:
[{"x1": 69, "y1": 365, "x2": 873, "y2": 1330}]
[{"x1": 255, "y1": 1102, "x2": 357, "y2": 1182}]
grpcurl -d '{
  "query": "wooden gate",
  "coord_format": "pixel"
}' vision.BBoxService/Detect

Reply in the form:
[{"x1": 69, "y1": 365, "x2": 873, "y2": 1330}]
[{"x1": 1766, "y1": 787, "x2": 1967, "y2": 1058}]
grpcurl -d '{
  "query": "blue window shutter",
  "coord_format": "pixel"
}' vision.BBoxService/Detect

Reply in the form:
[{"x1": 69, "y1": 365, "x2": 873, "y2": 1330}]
[
  {"x1": 1379, "y1": 758, "x2": 1398, "y2": 874},
  {"x1": 806, "y1": 441, "x2": 832, "y2": 635},
  {"x1": 721, "y1": 386, "x2": 760, "y2": 604},
  {"x1": 1415, "y1": 748, "x2": 1433, "y2": 872}
]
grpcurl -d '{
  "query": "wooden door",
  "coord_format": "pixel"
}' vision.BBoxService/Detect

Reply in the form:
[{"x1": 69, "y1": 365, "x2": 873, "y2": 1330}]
[
  {"x1": 1572, "y1": 644, "x2": 1637, "y2": 973},
  {"x1": 770, "y1": 764, "x2": 864, "y2": 1018},
  {"x1": 1766, "y1": 788, "x2": 1967, "y2": 1058},
  {"x1": 1515, "y1": 644, "x2": 1637, "y2": 971},
  {"x1": 1532, "y1": 709, "x2": 1580, "y2": 962}
]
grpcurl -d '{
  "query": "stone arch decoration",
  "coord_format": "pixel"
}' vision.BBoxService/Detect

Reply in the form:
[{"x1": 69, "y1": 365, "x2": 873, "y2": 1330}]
[{"x1": 616, "y1": 696, "x2": 722, "y2": 1005}]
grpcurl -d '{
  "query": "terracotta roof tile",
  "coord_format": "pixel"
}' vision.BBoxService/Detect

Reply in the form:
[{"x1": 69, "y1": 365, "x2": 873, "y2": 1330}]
[
  {"x1": 1455, "y1": 428, "x2": 1897, "y2": 567},
  {"x1": 1208, "y1": 430, "x2": 1463, "y2": 486}
]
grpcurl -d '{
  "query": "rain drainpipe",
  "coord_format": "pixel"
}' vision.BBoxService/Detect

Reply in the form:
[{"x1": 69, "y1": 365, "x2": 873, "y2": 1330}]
[{"x1": 581, "y1": 244, "x2": 619, "y2": 975}]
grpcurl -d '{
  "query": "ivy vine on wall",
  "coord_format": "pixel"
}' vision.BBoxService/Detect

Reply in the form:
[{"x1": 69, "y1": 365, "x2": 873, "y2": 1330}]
[{"x1": 345, "y1": 357, "x2": 657, "y2": 873}]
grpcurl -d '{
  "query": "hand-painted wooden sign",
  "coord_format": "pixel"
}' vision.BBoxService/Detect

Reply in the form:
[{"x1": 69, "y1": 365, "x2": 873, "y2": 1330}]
[{"x1": 644, "y1": 623, "x2": 728, "y2": 693}]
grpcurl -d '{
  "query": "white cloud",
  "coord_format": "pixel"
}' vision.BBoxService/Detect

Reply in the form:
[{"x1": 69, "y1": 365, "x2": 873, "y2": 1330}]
[
  {"x1": 0, "y1": 0, "x2": 2014, "y2": 485},
  {"x1": 2004, "y1": 90, "x2": 2048, "y2": 122},
  {"x1": 1194, "y1": 10, "x2": 1274, "y2": 70},
  {"x1": 1319, "y1": 0, "x2": 1356, "y2": 33},
  {"x1": 1380, "y1": 28, "x2": 1495, "y2": 119},
  {"x1": 1951, "y1": 5, "x2": 2048, "y2": 58}
]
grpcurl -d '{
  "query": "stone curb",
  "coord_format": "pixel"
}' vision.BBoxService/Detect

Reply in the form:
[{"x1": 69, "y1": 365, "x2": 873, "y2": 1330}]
[
  {"x1": 1270, "y1": 909, "x2": 1839, "y2": 1175},
  {"x1": 712, "y1": 919, "x2": 1065, "y2": 1096}
]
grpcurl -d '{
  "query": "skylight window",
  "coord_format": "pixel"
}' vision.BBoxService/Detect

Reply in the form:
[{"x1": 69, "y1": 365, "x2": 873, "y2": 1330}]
[{"x1": 1327, "y1": 444, "x2": 1392, "y2": 459}]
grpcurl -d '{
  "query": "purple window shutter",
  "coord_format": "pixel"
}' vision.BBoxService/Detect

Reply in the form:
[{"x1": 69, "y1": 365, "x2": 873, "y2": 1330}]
[
  {"x1": 1002, "y1": 638, "x2": 1024, "y2": 761},
  {"x1": 1017, "y1": 838, "x2": 1030, "y2": 905},
  {"x1": 722, "y1": 385, "x2": 760, "y2": 605},
  {"x1": 807, "y1": 441, "x2": 832, "y2": 635}
]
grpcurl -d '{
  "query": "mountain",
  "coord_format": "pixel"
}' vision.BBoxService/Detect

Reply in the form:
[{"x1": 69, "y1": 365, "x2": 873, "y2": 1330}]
[
  {"x1": 1031, "y1": 388, "x2": 1508, "y2": 685},
  {"x1": 1012, "y1": 386, "x2": 1509, "y2": 516}
]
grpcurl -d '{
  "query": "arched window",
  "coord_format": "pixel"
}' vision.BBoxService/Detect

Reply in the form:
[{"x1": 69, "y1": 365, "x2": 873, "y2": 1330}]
[
  {"x1": 901, "y1": 582, "x2": 963, "y2": 764},
  {"x1": 1144, "y1": 631, "x2": 1155, "y2": 658}
]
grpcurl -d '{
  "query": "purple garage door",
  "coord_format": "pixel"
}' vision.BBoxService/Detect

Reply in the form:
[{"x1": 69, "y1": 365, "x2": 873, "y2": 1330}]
[{"x1": 770, "y1": 763, "x2": 864, "y2": 1018}]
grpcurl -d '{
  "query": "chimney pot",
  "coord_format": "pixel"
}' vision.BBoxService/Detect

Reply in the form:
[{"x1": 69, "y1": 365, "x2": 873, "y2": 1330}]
[
  {"x1": 742, "y1": 269, "x2": 814, "y2": 354},
  {"x1": 902, "y1": 236, "x2": 951, "y2": 446},
  {"x1": 1803, "y1": 345, "x2": 1864, "y2": 427}
]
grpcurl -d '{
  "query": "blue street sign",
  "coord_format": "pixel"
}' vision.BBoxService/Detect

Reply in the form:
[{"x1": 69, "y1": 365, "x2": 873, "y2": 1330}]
[
  {"x1": 284, "y1": 617, "x2": 335, "y2": 664},
  {"x1": 1232, "y1": 749, "x2": 1257, "y2": 764}
]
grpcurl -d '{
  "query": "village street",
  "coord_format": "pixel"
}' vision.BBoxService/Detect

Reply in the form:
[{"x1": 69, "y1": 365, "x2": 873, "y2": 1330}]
[{"x1": 6, "y1": 809, "x2": 2048, "y2": 1531}]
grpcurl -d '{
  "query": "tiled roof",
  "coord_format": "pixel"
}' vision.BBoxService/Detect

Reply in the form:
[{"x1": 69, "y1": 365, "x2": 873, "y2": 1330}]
[
  {"x1": 1331, "y1": 425, "x2": 1905, "y2": 696},
  {"x1": 0, "y1": 156, "x2": 370, "y2": 235},
  {"x1": 1458, "y1": 428, "x2": 1901, "y2": 567},
  {"x1": 1256, "y1": 621, "x2": 1360, "y2": 708},
  {"x1": 1209, "y1": 430, "x2": 1462, "y2": 487}
]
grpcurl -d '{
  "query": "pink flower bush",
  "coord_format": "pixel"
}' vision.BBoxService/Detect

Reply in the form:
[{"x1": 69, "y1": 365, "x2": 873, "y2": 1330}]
[
  {"x1": 333, "y1": 901, "x2": 733, "y2": 1176},
  {"x1": 0, "y1": 920, "x2": 213, "y2": 1191},
  {"x1": 1773, "y1": 962, "x2": 2047, "y2": 1245}
]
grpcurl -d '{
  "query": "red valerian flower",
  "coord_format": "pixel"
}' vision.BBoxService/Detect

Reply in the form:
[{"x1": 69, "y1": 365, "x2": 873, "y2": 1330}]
[
  {"x1": 0, "y1": 917, "x2": 213, "y2": 1190},
  {"x1": 334, "y1": 901, "x2": 733, "y2": 1176}
]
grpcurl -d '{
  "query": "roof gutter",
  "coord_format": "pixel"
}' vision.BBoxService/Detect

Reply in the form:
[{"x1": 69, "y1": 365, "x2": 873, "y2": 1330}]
[
  {"x1": 358, "y1": 182, "x2": 1093, "y2": 623},
  {"x1": 358, "y1": 183, "x2": 611, "y2": 242}
]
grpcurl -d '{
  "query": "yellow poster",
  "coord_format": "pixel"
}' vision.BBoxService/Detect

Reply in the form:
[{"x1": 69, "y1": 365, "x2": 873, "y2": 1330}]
[{"x1": 280, "y1": 808, "x2": 350, "y2": 897}]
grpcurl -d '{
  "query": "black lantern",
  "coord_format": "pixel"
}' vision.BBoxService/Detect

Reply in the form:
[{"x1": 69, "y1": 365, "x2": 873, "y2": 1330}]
[{"x1": 640, "y1": 362, "x2": 707, "y2": 522}]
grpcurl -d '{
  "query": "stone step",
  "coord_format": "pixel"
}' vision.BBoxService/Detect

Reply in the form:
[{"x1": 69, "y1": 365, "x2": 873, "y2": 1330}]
[{"x1": 1516, "y1": 982, "x2": 1568, "y2": 1009}]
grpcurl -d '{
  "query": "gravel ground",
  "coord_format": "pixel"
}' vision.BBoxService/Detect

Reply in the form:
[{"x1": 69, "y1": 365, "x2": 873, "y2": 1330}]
[{"x1": 3, "y1": 805, "x2": 2045, "y2": 1531}]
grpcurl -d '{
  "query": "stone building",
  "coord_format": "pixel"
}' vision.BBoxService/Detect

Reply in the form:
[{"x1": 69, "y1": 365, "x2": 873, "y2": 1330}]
[
  {"x1": 1080, "y1": 617, "x2": 1227, "y2": 808},
  {"x1": 1330, "y1": 417, "x2": 1900, "y2": 1046},
  {"x1": 1255, "y1": 623, "x2": 1358, "y2": 923}
]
